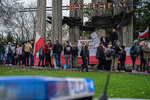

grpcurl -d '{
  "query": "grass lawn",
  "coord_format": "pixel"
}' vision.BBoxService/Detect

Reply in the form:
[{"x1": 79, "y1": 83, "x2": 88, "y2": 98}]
[{"x1": 0, "y1": 67, "x2": 150, "y2": 99}]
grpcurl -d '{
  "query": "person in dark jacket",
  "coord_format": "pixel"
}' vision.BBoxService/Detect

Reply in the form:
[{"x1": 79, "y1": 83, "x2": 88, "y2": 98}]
[
  {"x1": 53, "y1": 40, "x2": 63, "y2": 68},
  {"x1": 22, "y1": 42, "x2": 26, "y2": 66},
  {"x1": 0, "y1": 39, "x2": 4, "y2": 65},
  {"x1": 100, "y1": 34, "x2": 109, "y2": 48},
  {"x1": 119, "y1": 46, "x2": 126, "y2": 72},
  {"x1": 139, "y1": 41, "x2": 146, "y2": 72},
  {"x1": 96, "y1": 43, "x2": 106, "y2": 70},
  {"x1": 64, "y1": 41, "x2": 73, "y2": 68},
  {"x1": 110, "y1": 29, "x2": 118, "y2": 45},
  {"x1": 81, "y1": 42, "x2": 89, "y2": 72},
  {"x1": 72, "y1": 42, "x2": 79, "y2": 68},
  {"x1": 38, "y1": 47, "x2": 45, "y2": 67},
  {"x1": 111, "y1": 40, "x2": 121, "y2": 71}
]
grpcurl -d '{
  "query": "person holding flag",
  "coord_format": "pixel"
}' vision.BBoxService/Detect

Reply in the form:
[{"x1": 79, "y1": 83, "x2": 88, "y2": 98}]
[{"x1": 33, "y1": 32, "x2": 45, "y2": 60}]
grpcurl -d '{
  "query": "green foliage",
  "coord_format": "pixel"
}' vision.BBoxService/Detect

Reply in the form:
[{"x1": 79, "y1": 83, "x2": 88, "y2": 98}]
[
  {"x1": 0, "y1": 67, "x2": 150, "y2": 99},
  {"x1": 6, "y1": 32, "x2": 14, "y2": 43},
  {"x1": 133, "y1": 3, "x2": 150, "y2": 40}
]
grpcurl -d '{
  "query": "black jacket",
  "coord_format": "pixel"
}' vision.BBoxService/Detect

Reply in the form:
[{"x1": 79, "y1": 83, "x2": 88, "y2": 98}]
[
  {"x1": 100, "y1": 37, "x2": 109, "y2": 43},
  {"x1": 139, "y1": 45, "x2": 143, "y2": 57},
  {"x1": 119, "y1": 50, "x2": 126, "y2": 61},
  {"x1": 110, "y1": 32, "x2": 118, "y2": 43},
  {"x1": 81, "y1": 46, "x2": 89, "y2": 58},
  {"x1": 96, "y1": 46, "x2": 105, "y2": 59},
  {"x1": 112, "y1": 45, "x2": 121, "y2": 58},
  {"x1": 72, "y1": 46, "x2": 79, "y2": 56},
  {"x1": 53, "y1": 43, "x2": 63, "y2": 53},
  {"x1": 64, "y1": 45, "x2": 72, "y2": 55}
]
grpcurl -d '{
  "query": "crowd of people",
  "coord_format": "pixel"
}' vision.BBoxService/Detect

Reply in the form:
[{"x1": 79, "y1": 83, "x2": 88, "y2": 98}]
[{"x1": 0, "y1": 29, "x2": 149, "y2": 74}]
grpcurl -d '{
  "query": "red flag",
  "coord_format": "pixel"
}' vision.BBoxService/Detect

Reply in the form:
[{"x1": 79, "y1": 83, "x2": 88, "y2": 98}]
[
  {"x1": 33, "y1": 32, "x2": 45, "y2": 57},
  {"x1": 139, "y1": 27, "x2": 149, "y2": 38}
]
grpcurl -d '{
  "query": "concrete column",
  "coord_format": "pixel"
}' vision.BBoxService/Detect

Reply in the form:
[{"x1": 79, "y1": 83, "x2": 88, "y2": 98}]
[
  {"x1": 37, "y1": 0, "x2": 46, "y2": 41},
  {"x1": 69, "y1": 0, "x2": 83, "y2": 44},
  {"x1": 113, "y1": 0, "x2": 133, "y2": 47},
  {"x1": 52, "y1": 0, "x2": 62, "y2": 43},
  {"x1": 92, "y1": 0, "x2": 107, "y2": 39},
  {"x1": 123, "y1": 0, "x2": 133, "y2": 47},
  {"x1": 113, "y1": 0, "x2": 124, "y2": 45}
]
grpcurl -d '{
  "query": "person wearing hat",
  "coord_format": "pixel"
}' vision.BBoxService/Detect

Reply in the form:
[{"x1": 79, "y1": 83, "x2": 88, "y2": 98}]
[
  {"x1": 130, "y1": 40, "x2": 140, "y2": 73},
  {"x1": 96, "y1": 43, "x2": 106, "y2": 70},
  {"x1": 64, "y1": 41, "x2": 73, "y2": 69}
]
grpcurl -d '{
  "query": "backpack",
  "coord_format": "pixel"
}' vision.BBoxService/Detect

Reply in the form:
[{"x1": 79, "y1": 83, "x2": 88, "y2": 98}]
[
  {"x1": 111, "y1": 47, "x2": 116, "y2": 57},
  {"x1": 130, "y1": 45, "x2": 136, "y2": 55},
  {"x1": 73, "y1": 46, "x2": 78, "y2": 53},
  {"x1": 106, "y1": 50, "x2": 111, "y2": 57}
]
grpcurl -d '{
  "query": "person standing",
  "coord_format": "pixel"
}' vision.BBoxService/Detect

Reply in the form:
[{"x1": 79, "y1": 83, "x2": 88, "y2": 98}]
[
  {"x1": 100, "y1": 34, "x2": 109, "y2": 48},
  {"x1": 110, "y1": 29, "x2": 118, "y2": 45},
  {"x1": 64, "y1": 41, "x2": 73, "y2": 69},
  {"x1": 143, "y1": 42, "x2": 150, "y2": 74},
  {"x1": 24, "y1": 41, "x2": 32, "y2": 66},
  {"x1": 105, "y1": 45, "x2": 113, "y2": 71},
  {"x1": 81, "y1": 42, "x2": 89, "y2": 72},
  {"x1": 17, "y1": 44, "x2": 22, "y2": 66},
  {"x1": 119, "y1": 46, "x2": 126, "y2": 72},
  {"x1": 22, "y1": 42, "x2": 26, "y2": 66},
  {"x1": 72, "y1": 42, "x2": 79, "y2": 68},
  {"x1": 44, "y1": 40, "x2": 52, "y2": 67},
  {"x1": 96, "y1": 43, "x2": 106, "y2": 70},
  {"x1": 53, "y1": 40, "x2": 63, "y2": 68},
  {"x1": 11, "y1": 42, "x2": 16, "y2": 65},
  {"x1": 38, "y1": 47, "x2": 45, "y2": 67},
  {"x1": 5, "y1": 42, "x2": 12, "y2": 65},
  {"x1": 130, "y1": 40, "x2": 140, "y2": 73},
  {"x1": 111, "y1": 40, "x2": 121, "y2": 72},
  {"x1": 0, "y1": 39, "x2": 4, "y2": 65},
  {"x1": 139, "y1": 41, "x2": 146, "y2": 72},
  {"x1": 30, "y1": 40, "x2": 34, "y2": 66}
]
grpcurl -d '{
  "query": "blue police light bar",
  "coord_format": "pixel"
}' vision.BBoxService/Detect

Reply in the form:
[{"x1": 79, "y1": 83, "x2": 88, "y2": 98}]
[{"x1": 0, "y1": 76, "x2": 95, "y2": 100}]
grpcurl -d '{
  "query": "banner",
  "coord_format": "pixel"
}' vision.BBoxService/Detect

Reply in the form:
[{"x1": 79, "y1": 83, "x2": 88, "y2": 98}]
[{"x1": 78, "y1": 40, "x2": 97, "y2": 50}]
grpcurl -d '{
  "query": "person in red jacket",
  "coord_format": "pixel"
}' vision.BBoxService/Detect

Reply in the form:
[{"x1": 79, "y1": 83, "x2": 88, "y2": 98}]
[{"x1": 44, "y1": 40, "x2": 52, "y2": 67}]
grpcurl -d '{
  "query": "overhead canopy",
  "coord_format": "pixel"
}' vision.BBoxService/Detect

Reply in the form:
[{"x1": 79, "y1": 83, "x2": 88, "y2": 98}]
[{"x1": 47, "y1": 11, "x2": 133, "y2": 31}]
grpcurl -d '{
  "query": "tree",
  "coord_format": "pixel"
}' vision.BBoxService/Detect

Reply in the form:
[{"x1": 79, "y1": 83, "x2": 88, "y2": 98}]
[{"x1": 7, "y1": 32, "x2": 14, "y2": 43}]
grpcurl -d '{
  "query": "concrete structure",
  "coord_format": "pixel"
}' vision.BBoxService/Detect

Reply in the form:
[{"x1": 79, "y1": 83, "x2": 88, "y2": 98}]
[
  {"x1": 37, "y1": 0, "x2": 46, "y2": 41},
  {"x1": 52, "y1": 0, "x2": 62, "y2": 43},
  {"x1": 91, "y1": 0, "x2": 107, "y2": 39},
  {"x1": 69, "y1": 0, "x2": 83, "y2": 44},
  {"x1": 113, "y1": 0, "x2": 133, "y2": 47}
]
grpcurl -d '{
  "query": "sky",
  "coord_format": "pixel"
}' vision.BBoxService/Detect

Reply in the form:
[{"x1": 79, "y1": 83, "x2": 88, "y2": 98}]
[
  {"x1": 23, "y1": 0, "x2": 91, "y2": 22},
  {"x1": 23, "y1": 0, "x2": 91, "y2": 17}
]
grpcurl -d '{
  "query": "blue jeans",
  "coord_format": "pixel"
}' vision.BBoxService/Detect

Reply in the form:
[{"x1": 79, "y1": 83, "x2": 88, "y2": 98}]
[
  {"x1": 5, "y1": 53, "x2": 12, "y2": 64},
  {"x1": 38, "y1": 56, "x2": 44, "y2": 66},
  {"x1": 30, "y1": 54, "x2": 35, "y2": 66},
  {"x1": 0, "y1": 51, "x2": 3, "y2": 65},
  {"x1": 120, "y1": 61, "x2": 125, "y2": 71},
  {"x1": 54, "y1": 53, "x2": 61, "y2": 68}
]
